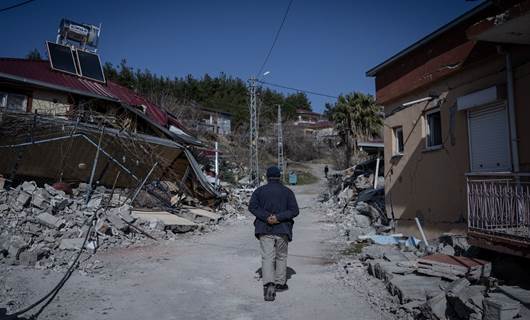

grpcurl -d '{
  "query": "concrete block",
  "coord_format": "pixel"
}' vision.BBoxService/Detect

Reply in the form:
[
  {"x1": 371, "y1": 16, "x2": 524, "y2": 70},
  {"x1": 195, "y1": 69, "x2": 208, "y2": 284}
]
[
  {"x1": 31, "y1": 189, "x2": 50, "y2": 209},
  {"x1": 354, "y1": 214, "x2": 371, "y2": 228},
  {"x1": 483, "y1": 293, "x2": 520, "y2": 320},
  {"x1": 59, "y1": 238, "x2": 85, "y2": 250},
  {"x1": 36, "y1": 212, "x2": 63, "y2": 229},
  {"x1": 388, "y1": 274, "x2": 446, "y2": 304},
  {"x1": 21, "y1": 181, "x2": 36, "y2": 193},
  {"x1": 448, "y1": 285, "x2": 485, "y2": 320},
  {"x1": 18, "y1": 248, "x2": 48, "y2": 266},
  {"x1": 16, "y1": 191, "x2": 31, "y2": 207},
  {"x1": 420, "y1": 292, "x2": 448, "y2": 320},
  {"x1": 0, "y1": 203, "x2": 9, "y2": 213},
  {"x1": 497, "y1": 286, "x2": 530, "y2": 306},
  {"x1": 106, "y1": 213, "x2": 128, "y2": 232},
  {"x1": 7, "y1": 237, "x2": 27, "y2": 258}
]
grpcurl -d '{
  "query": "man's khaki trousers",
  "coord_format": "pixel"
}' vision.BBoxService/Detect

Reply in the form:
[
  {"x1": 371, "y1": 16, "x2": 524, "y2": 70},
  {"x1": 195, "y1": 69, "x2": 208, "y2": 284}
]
[{"x1": 259, "y1": 234, "x2": 288, "y2": 285}]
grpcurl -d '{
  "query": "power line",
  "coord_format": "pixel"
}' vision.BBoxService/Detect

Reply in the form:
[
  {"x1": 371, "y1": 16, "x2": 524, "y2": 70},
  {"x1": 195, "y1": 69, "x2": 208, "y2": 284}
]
[
  {"x1": 0, "y1": 0, "x2": 36, "y2": 13},
  {"x1": 256, "y1": 0, "x2": 294, "y2": 77},
  {"x1": 257, "y1": 80, "x2": 339, "y2": 99}
]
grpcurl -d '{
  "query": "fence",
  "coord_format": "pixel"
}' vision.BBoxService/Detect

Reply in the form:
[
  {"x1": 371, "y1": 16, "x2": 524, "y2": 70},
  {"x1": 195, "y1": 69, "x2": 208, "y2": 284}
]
[{"x1": 467, "y1": 173, "x2": 530, "y2": 242}]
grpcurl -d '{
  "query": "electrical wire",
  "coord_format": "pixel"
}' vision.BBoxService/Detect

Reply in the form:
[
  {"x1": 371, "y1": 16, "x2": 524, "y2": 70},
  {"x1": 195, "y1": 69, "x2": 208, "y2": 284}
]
[
  {"x1": 256, "y1": 0, "x2": 294, "y2": 77},
  {"x1": 0, "y1": 0, "x2": 35, "y2": 13},
  {"x1": 3, "y1": 173, "x2": 121, "y2": 320},
  {"x1": 257, "y1": 80, "x2": 339, "y2": 99}
]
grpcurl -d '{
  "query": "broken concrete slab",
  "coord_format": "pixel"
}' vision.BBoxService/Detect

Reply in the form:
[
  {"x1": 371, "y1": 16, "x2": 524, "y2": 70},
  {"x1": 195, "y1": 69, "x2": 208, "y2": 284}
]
[
  {"x1": 418, "y1": 254, "x2": 491, "y2": 281},
  {"x1": 419, "y1": 292, "x2": 448, "y2": 320},
  {"x1": 59, "y1": 238, "x2": 85, "y2": 250},
  {"x1": 18, "y1": 248, "x2": 48, "y2": 266},
  {"x1": 31, "y1": 188, "x2": 51, "y2": 209},
  {"x1": 448, "y1": 285, "x2": 486, "y2": 320},
  {"x1": 484, "y1": 293, "x2": 521, "y2": 320},
  {"x1": 35, "y1": 212, "x2": 63, "y2": 229},
  {"x1": 21, "y1": 181, "x2": 36, "y2": 193},
  {"x1": 131, "y1": 209, "x2": 198, "y2": 233},
  {"x1": 388, "y1": 274, "x2": 446, "y2": 304},
  {"x1": 16, "y1": 191, "x2": 31, "y2": 207},
  {"x1": 497, "y1": 286, "x2": 530, "y2": 307},
  {"x1": 354, "y1": 214, "x2": 371, "y2": 228},
  {"x1": 183, "y1": 207, "x2": 222, "y2": 224},
  {"x1": 106, "y1": 213, "x2": 129, "y2": 232}
]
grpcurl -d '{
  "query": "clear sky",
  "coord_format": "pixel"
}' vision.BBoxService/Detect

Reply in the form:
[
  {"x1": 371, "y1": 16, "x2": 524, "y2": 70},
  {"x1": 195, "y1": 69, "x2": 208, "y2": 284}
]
[{"x1": 1, "y1": 0, "x2": 481, "y2": 112}]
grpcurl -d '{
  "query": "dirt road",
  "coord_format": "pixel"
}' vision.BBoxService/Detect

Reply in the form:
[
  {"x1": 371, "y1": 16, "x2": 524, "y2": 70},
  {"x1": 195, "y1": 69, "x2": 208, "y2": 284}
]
[{"x1": 3, "y1": 165, "x2": 392, "y2": 320}]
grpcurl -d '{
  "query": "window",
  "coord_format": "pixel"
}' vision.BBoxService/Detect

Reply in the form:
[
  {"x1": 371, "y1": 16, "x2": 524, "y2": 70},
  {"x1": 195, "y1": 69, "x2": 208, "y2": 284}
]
[
  {"x1": 393, "y1": 126, "x2": 404, "y2": 155},
  {"x1": 0, "y1": 92, "x2": 27, "y2": 112},
  {"x1": 425, "y1": 110, "x2": 442, "y2": 148}
]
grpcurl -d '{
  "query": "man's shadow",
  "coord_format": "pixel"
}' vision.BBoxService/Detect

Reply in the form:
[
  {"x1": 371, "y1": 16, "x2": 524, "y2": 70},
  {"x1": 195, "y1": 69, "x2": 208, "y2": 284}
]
[{"x1": 255, "y1": 267, "x2": 296, "y2": 283}]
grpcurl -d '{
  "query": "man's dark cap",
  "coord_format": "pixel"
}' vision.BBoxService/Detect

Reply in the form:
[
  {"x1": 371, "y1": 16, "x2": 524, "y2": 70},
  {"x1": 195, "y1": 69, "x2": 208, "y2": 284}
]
[{"x1": 266, "y1": 166, "x2": 281, "y2": 178}]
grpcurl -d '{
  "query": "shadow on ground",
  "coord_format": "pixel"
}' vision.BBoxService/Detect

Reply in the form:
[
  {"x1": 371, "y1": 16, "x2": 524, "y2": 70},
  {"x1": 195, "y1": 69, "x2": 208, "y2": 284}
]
[{"x1": 254, "y1": 267, "x2": 297, "y2": 282}]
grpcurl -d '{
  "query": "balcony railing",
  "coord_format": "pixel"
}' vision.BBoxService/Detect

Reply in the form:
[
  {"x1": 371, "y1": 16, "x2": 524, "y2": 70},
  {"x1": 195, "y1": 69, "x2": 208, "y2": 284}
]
[{"x1": 467, "y1": 173, "x2": 530, "y2": 243}]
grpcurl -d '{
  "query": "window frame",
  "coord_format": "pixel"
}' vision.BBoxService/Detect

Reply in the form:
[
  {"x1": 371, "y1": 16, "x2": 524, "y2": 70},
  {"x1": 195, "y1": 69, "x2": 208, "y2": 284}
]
[
  {"x1": 393, "y1": 126, "x2": 404, "y2": 155},
  {"x1": 424, "y1": 108, "x2": 443, "y2": 150}
]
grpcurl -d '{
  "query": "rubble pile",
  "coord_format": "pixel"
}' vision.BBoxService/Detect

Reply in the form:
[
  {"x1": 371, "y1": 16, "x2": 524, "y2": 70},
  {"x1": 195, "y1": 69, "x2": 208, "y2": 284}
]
[
  {"x1": 323, "y1": 162, "x2": 530, "y2": 320},
  {"x1": 0, "y1": 180, "x2": 241, "y2": 271},
  {"x1": 220, "y1": 187, "x2": 252, "y2": 221},
  {"x1": 361, "y1": 238, "x2": 530, "y2": 320}
]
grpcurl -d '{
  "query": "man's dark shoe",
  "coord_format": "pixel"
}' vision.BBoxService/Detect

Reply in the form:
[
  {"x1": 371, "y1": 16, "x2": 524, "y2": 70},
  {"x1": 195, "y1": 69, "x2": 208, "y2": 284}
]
[
  {"x1": 275, "y1": 284, "x2": 288, "y2": 292},
  {"x1": 264, "y1": 283, "x2": 276, "y2": 301}
]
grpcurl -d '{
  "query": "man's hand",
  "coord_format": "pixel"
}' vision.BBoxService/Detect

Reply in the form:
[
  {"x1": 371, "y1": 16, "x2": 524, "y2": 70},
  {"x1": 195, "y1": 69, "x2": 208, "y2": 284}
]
[{"x1": 267, "y1": 214, "x2": 279, "y2": 225}]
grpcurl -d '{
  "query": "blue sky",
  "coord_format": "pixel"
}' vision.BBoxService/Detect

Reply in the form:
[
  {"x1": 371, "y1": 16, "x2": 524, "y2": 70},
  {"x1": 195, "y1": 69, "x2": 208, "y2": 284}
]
[{"x1": 1, "y1": 0, "x2": 480, "y2": 112}]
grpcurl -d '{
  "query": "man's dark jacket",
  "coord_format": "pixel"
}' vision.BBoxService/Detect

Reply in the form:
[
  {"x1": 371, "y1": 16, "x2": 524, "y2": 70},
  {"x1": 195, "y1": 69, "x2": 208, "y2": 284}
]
[{"x1": 248, "y1": 179, "x2": 299, "y2": 241}]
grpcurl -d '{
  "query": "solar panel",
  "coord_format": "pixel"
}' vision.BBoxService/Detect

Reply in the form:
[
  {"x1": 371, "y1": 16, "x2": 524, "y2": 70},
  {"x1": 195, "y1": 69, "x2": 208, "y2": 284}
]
[
  {"x1": 46, "y1": 42, "x2": 78, "y2": 75},
  {"x1": 76, "y1": 49, "x2": 105, "y2": 83}
]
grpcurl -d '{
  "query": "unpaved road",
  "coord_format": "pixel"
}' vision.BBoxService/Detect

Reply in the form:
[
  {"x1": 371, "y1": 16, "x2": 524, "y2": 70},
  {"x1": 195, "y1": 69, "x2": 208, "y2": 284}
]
[{"x1": 3, "y1": 164, "x2": 392, "y2": 320}]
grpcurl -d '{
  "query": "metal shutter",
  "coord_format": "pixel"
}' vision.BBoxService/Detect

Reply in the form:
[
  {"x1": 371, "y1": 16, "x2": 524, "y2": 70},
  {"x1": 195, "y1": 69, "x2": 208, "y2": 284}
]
[{"x1": 468, "y1": 104, "x2": 511, "y2": 172}]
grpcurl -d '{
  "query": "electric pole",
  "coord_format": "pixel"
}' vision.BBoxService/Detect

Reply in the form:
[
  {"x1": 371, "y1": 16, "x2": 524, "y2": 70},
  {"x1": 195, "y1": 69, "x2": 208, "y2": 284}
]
[
  {"x1": 277, "y1": 105, "x2": 285, "y2": 182},
  {"x1": 249, "y1": 77, "x2": 259, "y2": 187}
]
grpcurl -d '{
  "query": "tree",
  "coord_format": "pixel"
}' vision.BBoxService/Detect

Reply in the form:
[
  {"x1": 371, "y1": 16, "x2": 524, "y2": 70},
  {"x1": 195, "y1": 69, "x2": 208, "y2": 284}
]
[
  {"x1": 329, "y1": 92, "x2": 382, "y2": 168},
  {"x1": 26, "y1": 48, "x2": 42, "y2": 60}
]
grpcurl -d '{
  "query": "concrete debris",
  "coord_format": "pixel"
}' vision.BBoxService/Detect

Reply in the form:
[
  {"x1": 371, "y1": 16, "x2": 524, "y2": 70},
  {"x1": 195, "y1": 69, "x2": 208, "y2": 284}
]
[
  {"x1": 36, "y1": 212, "x2": 63, "y2": 228},
  {"x1": 59, "y1": 238, "x2": 86, "y2": 251},
  {"x1": 483, "y1": 293, "x2": 520, "y2": 320},
  {"x1": 1, "y1": 179, "x2": 243, "y2": 272},
  {"x1": 418, "y1": 254, "x2": 491, "y2": 281},
  {"x1": 320, "y1": 160, "x2": 530, "y2": 320}
]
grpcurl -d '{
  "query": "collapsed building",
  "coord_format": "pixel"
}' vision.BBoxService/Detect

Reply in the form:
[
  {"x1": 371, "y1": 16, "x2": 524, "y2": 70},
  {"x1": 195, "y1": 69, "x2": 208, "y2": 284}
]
[{"x1": 0, "y1": 56, "x2": 222, "y2": 205}]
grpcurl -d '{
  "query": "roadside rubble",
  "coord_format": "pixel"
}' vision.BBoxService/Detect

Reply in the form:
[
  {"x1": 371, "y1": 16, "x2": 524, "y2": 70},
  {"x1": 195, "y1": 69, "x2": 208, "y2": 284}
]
[
  {"x1": 322, "y1": 163, "x2": 530, "y2": 320},
  {"x1": 0, "y1": 180, "x2": 250, "y2": 273}
]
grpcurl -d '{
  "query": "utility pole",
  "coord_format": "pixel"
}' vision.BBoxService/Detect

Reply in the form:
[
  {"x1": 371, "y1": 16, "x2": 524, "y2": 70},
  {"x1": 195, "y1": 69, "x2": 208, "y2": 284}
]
[
  {"x1": 277, "y1": 105, "x2": 285, "y2": 182},
  {"x1": 249, "y1": 77, "x2": 259, "y2": 187}
]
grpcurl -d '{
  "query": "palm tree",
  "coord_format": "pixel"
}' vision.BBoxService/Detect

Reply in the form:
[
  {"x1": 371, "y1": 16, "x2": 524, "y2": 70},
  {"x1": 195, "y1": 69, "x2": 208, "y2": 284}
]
[{"x1": 331, "y1": 92, "x2": 382, "y2": 168}]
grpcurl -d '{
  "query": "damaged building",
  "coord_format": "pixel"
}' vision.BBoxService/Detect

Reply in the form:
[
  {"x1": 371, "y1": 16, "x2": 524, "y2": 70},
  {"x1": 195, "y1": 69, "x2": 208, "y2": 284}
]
[
  {"x1": 0, "y1": 54, "x2": 222, "y2": 205},
  {"x1": 366, "y1": 0, "x2": 530, "y2": 257}
]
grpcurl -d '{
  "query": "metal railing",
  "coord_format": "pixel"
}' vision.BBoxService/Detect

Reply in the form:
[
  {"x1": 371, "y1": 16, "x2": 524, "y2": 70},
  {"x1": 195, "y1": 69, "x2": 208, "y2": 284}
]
[{"x1": 467, "y1": 173, "x2": 530, "y2": 242}]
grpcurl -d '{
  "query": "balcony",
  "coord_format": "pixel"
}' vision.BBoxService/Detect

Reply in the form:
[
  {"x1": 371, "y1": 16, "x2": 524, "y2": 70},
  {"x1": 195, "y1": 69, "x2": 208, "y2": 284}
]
[{"x1": 467, "y1": 173, "x2": 530, "y2": 257}]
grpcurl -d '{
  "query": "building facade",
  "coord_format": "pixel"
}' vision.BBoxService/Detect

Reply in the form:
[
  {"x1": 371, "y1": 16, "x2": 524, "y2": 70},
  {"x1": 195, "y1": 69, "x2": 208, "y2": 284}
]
[{"x1": 367, "y1": 0, "x2": 530, "y2": 256}]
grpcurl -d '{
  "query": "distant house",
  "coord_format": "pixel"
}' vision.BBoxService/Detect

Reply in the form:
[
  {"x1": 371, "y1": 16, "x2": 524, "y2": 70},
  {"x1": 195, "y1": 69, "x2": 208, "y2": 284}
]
[
  {"x1": 195, "y1": 107, "x2": 232, "y2": 136},
  {"x1": 294, "y1": 109, "x2": 323, "y2": 125},
  {"x1": 366, "y1": 0, "x2": 530, "y2": 256}
]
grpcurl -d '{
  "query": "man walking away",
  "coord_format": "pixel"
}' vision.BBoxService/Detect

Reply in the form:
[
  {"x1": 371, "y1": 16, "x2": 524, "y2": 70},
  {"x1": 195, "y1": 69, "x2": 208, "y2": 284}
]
[
  {"x1": 249, "y1": 166, "x2": 299, "y2": 302},
  {"x1": 324, "y1": 165, "x2": 329, "y2": 178}
]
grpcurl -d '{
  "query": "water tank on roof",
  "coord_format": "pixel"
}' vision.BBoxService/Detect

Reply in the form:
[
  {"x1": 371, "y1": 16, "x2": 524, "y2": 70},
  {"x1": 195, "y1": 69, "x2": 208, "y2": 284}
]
[{"x1": 58, "y1": 19, "x2": 100, "y2": 49}]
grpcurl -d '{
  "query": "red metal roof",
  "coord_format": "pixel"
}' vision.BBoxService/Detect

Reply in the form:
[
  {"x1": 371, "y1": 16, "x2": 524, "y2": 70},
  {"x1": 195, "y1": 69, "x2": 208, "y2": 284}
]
[{"x1": 0, "y1": 58, "x2": 168, "y2": 126}]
